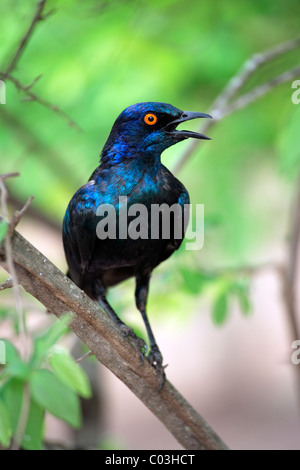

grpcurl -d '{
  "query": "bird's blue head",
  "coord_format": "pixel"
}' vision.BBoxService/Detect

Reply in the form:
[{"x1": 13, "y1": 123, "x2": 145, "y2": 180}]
[{"x1": 100, "y1": 102, "x2": 211, "y2": 165}]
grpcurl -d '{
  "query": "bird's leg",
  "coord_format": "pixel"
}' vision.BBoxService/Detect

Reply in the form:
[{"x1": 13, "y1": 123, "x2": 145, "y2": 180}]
[
  {"x1": 135, "y1": 273, "x2": 166, "y2": 390},
  {"x1": 92, "y1": 279, "x2": 146, "y2": 363}
]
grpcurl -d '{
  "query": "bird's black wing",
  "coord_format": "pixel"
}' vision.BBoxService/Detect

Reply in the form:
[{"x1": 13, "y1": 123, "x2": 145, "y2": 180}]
[
  {"x1": 155, "y1": 183, "x2": 190, "y2": 265},
  {"x1": 62, "y1": 180, "x2": 102, "y2": 287}
]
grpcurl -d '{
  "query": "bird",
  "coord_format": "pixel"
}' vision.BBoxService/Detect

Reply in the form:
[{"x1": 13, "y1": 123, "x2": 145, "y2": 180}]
[{"x1": 63, "y1": 102, "x2": 211, "y2": 387}]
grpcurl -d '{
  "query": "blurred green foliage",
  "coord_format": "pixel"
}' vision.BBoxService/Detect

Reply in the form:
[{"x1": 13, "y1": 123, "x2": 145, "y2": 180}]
[
  {"x1": 0, "y1": 315, "x2": 92, "y2": 449},
  {"x1": 1, "y1": 0, "x2": 300, "y2": 450},
  {"x1": 0, "y1": 1, "x2": 300, "y2": 323}
]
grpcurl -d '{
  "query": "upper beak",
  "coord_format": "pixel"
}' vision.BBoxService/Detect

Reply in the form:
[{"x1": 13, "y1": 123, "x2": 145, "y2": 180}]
[{"x1": 167, "y1": 111, "x2": 212, "y2": 140}]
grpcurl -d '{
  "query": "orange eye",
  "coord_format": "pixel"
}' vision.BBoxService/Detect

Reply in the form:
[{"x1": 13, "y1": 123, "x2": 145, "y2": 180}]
[{"x1": 144, "y1": 113, "x2": 157, "y2": 126}]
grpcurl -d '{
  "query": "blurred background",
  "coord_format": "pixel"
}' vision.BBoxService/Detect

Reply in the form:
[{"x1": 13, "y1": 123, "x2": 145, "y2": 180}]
[{"x1": 1, "y1": 0, "x2": 300, "y2": 450}]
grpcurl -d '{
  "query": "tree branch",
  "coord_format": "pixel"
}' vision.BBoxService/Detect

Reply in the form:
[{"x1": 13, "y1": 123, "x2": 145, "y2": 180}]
[
  {"x1": 0, "y1": 0, "x2": 82, "y2": 133},
  {"x1": 4, "y1": 0, "x2": 47, "y2": 75},
  {"x1": 0, "y1": 225, "x2": 227, "y2": 450},
  {"x1": 0, "y1": 73, "x2": 82, "y2": 133},
  {"x1": 0, "y1": 173, "x2": 35, "y2": 363},
  {"x1": 0, "y1": 107, "x2": 84, "y2": 192},
  {"x1": 211, "y1": 37, "x2": 300, "y2": 113},
  {"x1": 0, "y1": 278, "x2": 13, "y2": 291},
  {"x1": 173, "y1": 38, "x2": 300, "y2": 174},
  {"x1": 221, "y1": 65, "x2": 300, "y2": 118}
]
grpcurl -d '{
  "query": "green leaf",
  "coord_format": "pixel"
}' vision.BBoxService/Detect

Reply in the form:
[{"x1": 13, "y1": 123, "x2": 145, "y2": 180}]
[
  {"x1": 212, "y1": 291, "x2": 228, "y2": 325},
  {"x1": 229, "y1": 279, "x2": 252, "y2": 316},
  {"x1": 0, "y1": 378, "x2": 23, "y2": 432},
  {"x1": 0, "y1": 220, "x2": 8, "y2": 244},
  {"x1": 0, "y1": 378, "x2": 44, "y2": 450},
  {"x1": 180, "y1": 267, "x2": 202, "y2": 294},
  {"x1": 233, "y1": 283, "x2": 252, "y2": 315},
  {"x1": 31, "y1": 314, "x2": 72, "y2": 368},
  {"x1": 21, "y1": 398, "x2": 44, "y2": 450},
  {"x1": 0, "y1": 307, "x2": 15, "y2": 319},
  {"x1": 237, "y1": 291, "x2": 251, "y2": 315},
  {"x1": 0, "y1": 309, "x2": 19, "y2": 335},
  {"x1": 180, "y1": 267, "x2": 214, "y2": 295},
  {"x1": 0, "y1": 358, "x2": 30, "y2": 381},
  {"x1": 0, "y1": 338, "x2": 20, "y2": 367},
  {"x1": 99, "y1": 435, "x2": 125, "y2": 450},
  {"x1": 49, "y1": 346, "x2": 92, "y2": 398},
  {"x1": 0, "y1": 398, "x2": 12, "y2": 447},
  {"x1": 30, "y1": 369, "x2": 81, "y2": 428}
]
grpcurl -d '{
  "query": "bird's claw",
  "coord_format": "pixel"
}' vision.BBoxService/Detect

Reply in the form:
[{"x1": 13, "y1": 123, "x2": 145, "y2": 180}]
[
  {"x1": 147, "y1": 348, "x2": 166, "y2": 391},
  {"x1": 120, "y1": 326, "x2": 166, "y2": 390},
  {"x1": 120, "y1": 325, "x2": 147, "y2": 365}
]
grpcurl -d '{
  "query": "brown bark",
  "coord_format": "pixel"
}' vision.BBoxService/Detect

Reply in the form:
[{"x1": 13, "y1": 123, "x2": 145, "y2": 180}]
[{"x1": 0, "y1": 225, "x2": 227, "y2": 450}]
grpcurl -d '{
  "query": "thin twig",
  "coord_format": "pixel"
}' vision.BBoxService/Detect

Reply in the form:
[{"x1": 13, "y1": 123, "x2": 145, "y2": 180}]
[
  {"x1": 221, "y1": 65, "x2": 300, "y2": 118},
  {"x1": 0, "y1": 278, "x2": 13, "y2": 291},
  {"x1": 0, "y1": 73, "x2": 82, "y2": 133},
  {"x1": 211, "y1": 37, "x2": 300, "y2": 113},
  {"x1": 76, "y1": 350, "x2": 93, "y2": 363},
  {"x1": 0, "y1": 0, "x2": 82, "y2": 133},
  {"x1": 5, "y1": 0, "x2": 47, "y2": 75},
  {"x1": 173, "y1": 38, "x2": 300, "y2": 174},
  {"x1": 0, "y1": 174, "x2": 19, "y2": 219},
  {"x1": 23, "y1": 74, "x2": 43, "y2": 91},
  {"x1": 9, "y1": 196, "x2": 34, "y2": 237},
  {"x1": 1, "y1": 108, "x2": 83, "y2": 191},
  {"x1": 0, "y1": 174, "x2": 31, "y2": 361}
]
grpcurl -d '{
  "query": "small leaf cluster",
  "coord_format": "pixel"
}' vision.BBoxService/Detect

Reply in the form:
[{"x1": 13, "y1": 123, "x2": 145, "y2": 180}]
[{"x1": 0, "y1": 315, "x2": 92, "y2": 449}]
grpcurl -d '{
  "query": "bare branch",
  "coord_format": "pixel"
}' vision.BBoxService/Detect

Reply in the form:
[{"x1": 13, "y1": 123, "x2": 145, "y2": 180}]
[
  {"x1": 0, "y1": 175, "x2": 28, "y2": 360},
  {"x1": 76, "y1": 351, "x2": 93, "y2": 363},
  {"x1": 0, "y1": 173, "x2": 33, "y2": 237},
  {"x1": 221, "y1": 65, "x2": 300, "y2": 118},
  {"x1": 173, "y1": 38, "x2": 300, "y2": 174},
  {"x1": 9, "y1": 196, "x2": 34, "y2": 237},
  {"x1": 5, "y1": 0, "x2": 47, "y2": 75},
  {"x1": 0, "y1": 278, "x2": 14, "y2": 291},
  {"x1": 0, "y1": 1, "x2": 82, "y2": 133},
  {"x1": 0, "y1": 225, "x2": 227, "y2": 450},
  {"x1": 172, "y1": 119, "x2": 214, "y2": 174},
  {"x1": 0, "y1": 172, "x2": 20, "y2": 181},
  {"x1": 211, "y1": 37, "x2": 300, "y2": 113},
  {"x1": 23, "y1": 74, "x2": 43, "y2": 91},
  {"x1": 1, "y1": 108, "x2": 83, "y2": 190},
  {"x1": 8, "y1": 192, "x2": 62, "y2": 233},
  {"x1": 0, "y1": 73, "x2": 82, "y2": 133}
]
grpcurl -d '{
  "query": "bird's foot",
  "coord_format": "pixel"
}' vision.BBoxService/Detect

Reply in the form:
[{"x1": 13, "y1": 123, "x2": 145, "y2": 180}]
[
  {"x1": 147, "y1": 347, "x2": 166, "y2": 392},
  {"x1": 120, "y1": 325, "x2": 147, "y2": 365}
]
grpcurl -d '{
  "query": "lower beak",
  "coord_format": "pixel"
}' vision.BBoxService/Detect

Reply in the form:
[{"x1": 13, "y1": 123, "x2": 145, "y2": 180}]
[{"x1": 168, "y1": 111, "x2": 212, "y2": 140}]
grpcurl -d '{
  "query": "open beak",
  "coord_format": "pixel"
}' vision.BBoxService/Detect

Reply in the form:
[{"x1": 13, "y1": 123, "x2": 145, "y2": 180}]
[{"x1": 167, "y1": 111, "x2": 212, "y2": 140}]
